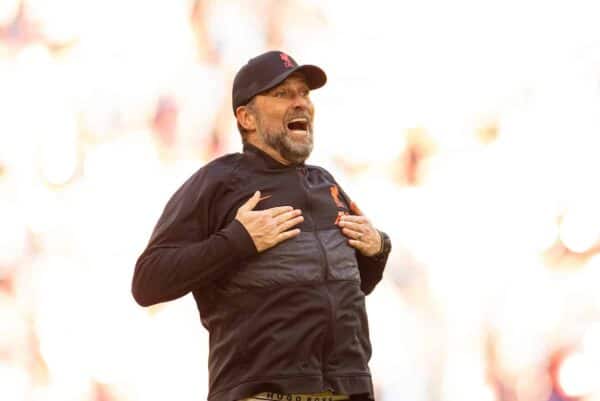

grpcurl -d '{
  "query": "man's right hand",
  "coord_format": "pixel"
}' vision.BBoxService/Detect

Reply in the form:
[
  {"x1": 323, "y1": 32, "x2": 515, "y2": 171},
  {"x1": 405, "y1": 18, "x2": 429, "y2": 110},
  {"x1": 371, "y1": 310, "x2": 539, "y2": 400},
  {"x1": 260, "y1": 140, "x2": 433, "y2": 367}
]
[{"x1": 235, "y1": 191, "x2": 303, "y2": 252}]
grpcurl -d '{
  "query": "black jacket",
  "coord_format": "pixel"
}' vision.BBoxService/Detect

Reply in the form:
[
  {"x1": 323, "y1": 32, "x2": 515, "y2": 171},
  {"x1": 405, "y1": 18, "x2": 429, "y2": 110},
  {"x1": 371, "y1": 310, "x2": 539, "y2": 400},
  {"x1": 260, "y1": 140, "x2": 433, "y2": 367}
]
[{"x1": 132, "y1": 144, "x2": 391, "y2": 401}]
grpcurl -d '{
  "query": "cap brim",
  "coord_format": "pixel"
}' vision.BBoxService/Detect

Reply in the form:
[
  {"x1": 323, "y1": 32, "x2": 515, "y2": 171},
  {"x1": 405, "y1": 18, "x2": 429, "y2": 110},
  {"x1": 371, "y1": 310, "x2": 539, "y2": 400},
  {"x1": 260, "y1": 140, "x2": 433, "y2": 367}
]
[{"x1": 256, "y1": 64, "x2": 327, "y2": 96}]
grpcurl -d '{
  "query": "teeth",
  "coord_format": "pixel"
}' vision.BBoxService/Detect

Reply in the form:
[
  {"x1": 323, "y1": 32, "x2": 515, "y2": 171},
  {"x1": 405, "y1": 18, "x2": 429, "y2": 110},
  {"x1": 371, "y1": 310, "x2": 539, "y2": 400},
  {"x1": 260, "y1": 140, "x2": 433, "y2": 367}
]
[{"x1": 288, "y1": 118, "x2": 309, "y2": 133}]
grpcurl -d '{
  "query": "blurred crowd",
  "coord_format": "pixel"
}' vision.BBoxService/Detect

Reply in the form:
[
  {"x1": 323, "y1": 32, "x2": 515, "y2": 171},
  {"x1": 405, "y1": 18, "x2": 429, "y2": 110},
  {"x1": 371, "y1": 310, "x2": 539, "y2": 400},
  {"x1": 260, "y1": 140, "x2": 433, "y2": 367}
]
[{"x1": 2, "y1": 1, "x2": 600, "y2": 401}]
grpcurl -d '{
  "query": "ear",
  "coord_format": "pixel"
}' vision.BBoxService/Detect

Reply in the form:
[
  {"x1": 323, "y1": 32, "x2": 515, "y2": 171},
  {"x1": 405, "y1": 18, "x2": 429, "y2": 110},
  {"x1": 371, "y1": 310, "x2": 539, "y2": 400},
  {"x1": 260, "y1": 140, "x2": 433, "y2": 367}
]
[{"x1": 235, "y1": 105, "x2": 257, "y2": 132}]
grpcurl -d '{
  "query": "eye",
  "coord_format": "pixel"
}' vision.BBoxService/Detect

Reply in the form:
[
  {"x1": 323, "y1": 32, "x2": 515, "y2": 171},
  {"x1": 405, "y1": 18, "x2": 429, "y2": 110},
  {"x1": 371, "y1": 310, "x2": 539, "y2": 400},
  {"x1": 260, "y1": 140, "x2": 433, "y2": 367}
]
[
  {"x1": 300, "y1": 88, "x2": 310, "y2": 97},
  {"x1": 273, "y1": 89, "x2": 287, "y2": 98}
]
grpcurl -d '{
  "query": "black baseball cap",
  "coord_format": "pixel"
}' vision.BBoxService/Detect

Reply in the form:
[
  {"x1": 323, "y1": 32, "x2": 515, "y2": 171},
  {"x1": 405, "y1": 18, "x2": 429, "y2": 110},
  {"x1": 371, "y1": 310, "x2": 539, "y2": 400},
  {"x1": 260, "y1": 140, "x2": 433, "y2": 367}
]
[{"x1": 232, "y1": 50, "x2": 327, "y2": 114}]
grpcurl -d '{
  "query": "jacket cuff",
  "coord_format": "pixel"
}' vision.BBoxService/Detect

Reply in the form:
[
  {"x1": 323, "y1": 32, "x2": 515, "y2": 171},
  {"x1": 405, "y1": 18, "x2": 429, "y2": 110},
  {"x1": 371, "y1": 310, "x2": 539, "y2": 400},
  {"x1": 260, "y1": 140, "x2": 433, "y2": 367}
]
[
  {"x1": 357, "y1": 230, "x2": 391, "y2": 294},
  {"x1": 220, "y1": 219, "x2": 259, "y2": 259}
]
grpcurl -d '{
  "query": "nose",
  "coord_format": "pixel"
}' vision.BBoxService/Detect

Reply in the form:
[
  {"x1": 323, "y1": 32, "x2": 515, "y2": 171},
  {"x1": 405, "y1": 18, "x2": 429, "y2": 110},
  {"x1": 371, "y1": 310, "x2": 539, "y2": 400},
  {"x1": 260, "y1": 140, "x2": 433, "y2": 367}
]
[{"x1": 291, "y1": 93, "x2": 311, "y2": 111}]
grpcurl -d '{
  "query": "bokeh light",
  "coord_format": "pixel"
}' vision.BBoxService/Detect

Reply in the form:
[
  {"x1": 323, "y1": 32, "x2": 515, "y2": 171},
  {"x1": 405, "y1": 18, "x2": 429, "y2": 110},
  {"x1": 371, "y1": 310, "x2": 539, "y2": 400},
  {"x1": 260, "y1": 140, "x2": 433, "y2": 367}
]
[{"x1": 2, "y1": 1, "x2": 600, "y2": 401}]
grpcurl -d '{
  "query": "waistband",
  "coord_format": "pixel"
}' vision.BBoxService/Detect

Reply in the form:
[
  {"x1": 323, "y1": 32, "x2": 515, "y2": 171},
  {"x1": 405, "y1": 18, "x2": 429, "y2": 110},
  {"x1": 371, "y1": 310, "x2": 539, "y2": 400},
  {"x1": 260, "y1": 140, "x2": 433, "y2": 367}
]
[{"x1": 241, "y1": 391, "x2": 350, "y2": 401}]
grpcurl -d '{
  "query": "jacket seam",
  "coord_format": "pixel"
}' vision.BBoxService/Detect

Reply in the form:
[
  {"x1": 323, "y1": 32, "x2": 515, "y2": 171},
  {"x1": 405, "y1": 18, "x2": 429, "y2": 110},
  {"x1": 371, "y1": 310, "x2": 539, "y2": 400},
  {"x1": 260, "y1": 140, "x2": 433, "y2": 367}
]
[{"x1": 223, "y1": 154, "x2": 245, "y2": 192}]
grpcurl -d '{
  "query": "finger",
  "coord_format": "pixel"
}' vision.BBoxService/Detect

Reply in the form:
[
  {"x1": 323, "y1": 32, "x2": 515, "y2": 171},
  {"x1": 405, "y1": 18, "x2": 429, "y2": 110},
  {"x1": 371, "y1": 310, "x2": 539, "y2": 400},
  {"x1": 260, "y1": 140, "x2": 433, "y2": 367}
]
[
  {"x1": 338, "y1": 220, "x2": 365, "y2": 232},
  {"x1": 348, "y1": 239, "x2": 365, "y2": 249},
  {"x1": 342, "y1": 227, "x2": 363, "y2": 240},
  {"x1": 275, "y1": 228, "x2": 301, "y2": 243},
  {"x1": 278, "y1": 215, "x2": 304, "y2": 232},
  {"x1": 238, "y1": 191, "x2": 261, "y2": 212},
  {"x1": 267, "y1": 205, "x2": 295, "y2": 217},
  {"x1": 274, "y1": 209, "x2": 302, "y2": 224},
  {"x1": 339, "y1": 215, "x2": 368, "y2": 224}
]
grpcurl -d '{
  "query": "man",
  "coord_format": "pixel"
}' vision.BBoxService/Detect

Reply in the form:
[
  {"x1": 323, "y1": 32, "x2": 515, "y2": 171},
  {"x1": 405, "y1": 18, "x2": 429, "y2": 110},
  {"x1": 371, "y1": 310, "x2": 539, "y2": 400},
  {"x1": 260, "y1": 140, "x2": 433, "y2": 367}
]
[{"x1": 132, "y1": 50, "x2": 392, "y2": 401}]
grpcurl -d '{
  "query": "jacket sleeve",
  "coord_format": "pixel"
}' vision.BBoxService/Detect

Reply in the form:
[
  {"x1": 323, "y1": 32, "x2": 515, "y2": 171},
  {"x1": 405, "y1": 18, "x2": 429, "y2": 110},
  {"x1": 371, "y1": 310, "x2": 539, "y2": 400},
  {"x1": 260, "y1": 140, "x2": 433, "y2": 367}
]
[
  {"x1": 131, "y1": 167, "x2": 258, "y2": 307},
  {"x1": 325, "y1": 170, "x2": 392, "y2": 295},
  {"x1": 354, "y1": 232, "x2": 390, "y2": 294}
]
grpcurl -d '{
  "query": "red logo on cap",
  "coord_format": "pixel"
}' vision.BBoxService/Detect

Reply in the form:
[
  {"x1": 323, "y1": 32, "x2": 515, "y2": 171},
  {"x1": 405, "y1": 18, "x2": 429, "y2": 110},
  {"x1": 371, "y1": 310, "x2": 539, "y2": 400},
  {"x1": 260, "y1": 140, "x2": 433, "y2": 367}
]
[{"x1": 280, "y1": 53, "x2": 294, "y2": 68}]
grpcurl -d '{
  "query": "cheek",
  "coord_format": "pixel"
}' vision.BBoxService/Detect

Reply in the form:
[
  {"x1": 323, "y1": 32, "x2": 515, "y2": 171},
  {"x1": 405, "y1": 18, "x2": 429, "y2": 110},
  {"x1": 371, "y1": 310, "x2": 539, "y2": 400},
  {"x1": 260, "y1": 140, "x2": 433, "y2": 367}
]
[
  {"x1": 257, "y1": 117, "x2": 282, "y2": 136},
  {"x1": 265, "y1": 109, "x2": 287, "y2": 127}
]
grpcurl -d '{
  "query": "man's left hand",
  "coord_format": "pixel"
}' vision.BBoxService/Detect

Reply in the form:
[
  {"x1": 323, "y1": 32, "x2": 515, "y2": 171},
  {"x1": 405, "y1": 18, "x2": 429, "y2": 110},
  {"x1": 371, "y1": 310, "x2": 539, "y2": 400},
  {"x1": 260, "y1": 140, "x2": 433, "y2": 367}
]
[{"x1": 337, "y1": 215, "x2": 382, "y2": 257}]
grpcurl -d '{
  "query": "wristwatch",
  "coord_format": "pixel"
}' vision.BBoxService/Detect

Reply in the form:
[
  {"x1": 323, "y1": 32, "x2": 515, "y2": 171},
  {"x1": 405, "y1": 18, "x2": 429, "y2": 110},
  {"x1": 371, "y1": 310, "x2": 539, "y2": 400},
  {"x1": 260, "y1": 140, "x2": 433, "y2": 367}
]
[{"x1": 374, "y1": 230, "x2": 391, "y2": 260}]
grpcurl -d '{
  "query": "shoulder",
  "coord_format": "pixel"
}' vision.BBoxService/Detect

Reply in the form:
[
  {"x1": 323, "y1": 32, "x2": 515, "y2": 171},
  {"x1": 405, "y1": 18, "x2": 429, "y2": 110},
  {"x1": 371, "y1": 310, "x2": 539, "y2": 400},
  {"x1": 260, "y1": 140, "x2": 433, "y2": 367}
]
[
  {"x1": 202, "y1": 152, "x2": 244, "y2": 177},
  {"x1": 176, "y1": 152, "x2": 244, "y2": 196},
  {"x1": 193, "y1": 152, "x2": 243, "y2": 180}
]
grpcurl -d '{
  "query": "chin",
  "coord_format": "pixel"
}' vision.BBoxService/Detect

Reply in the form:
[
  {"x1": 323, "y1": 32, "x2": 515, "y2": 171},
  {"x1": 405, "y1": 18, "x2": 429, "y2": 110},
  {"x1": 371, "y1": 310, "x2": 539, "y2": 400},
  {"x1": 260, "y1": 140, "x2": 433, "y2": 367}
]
[{"x1": 284, "y1": 147, "x2": 312, "y2": 164}]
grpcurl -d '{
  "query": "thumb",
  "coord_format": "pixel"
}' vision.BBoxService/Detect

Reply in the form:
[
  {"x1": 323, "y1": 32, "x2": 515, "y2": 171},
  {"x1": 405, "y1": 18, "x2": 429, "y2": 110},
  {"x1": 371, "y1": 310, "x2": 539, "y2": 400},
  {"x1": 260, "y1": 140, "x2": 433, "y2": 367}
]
[{"x1": 238, "y1": 191, "x2": 261, "y2": 213}]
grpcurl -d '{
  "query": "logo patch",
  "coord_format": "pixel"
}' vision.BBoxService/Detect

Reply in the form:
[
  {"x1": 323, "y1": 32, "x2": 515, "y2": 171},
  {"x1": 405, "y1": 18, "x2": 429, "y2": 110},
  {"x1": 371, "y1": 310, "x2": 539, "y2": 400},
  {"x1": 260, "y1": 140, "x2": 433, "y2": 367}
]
[
  {"x1": 280, "y1": 53, "x2": 294, "y2": 68},
  {"x1": 329, "y1": 185, "x2": 345, "y2": 208}
]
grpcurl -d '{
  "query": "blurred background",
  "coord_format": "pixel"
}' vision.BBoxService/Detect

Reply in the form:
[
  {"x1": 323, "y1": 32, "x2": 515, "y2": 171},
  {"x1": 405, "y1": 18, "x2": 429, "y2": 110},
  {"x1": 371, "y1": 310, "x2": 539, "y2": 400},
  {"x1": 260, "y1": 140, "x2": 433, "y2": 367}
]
[{"x1": 2, "y1": 0, "x2": 600, "y2": 400}]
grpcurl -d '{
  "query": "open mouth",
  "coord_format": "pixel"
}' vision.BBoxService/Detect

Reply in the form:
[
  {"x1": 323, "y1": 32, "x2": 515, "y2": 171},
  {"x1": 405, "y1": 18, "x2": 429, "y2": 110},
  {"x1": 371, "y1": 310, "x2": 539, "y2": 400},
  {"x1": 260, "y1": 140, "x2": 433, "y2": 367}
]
[{"x1": 287, "y1": 118, "x2": 310, "y2": 133}]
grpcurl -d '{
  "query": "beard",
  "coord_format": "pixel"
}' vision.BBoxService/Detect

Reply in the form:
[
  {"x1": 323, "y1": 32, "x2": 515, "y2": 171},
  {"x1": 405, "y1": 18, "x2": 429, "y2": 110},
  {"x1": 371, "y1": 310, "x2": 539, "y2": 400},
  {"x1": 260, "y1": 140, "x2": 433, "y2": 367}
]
[{"x1": 257, "y1": 117, "x2": 313, "y2": 165}]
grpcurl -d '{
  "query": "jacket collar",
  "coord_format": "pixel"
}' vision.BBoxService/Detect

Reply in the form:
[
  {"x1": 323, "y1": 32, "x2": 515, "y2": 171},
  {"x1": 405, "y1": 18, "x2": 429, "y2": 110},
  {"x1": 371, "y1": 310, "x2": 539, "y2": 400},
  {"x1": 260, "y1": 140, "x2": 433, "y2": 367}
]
[{"x1": 243, "y1": 142, "x2": 304, "y2": 169}]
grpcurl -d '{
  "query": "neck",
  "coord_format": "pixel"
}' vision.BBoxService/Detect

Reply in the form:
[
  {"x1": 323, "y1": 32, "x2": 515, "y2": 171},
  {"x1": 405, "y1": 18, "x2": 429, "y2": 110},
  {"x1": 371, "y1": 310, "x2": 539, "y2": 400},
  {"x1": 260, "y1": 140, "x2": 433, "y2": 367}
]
[{"x1": 245, "y1": 137, "x2": 290, "y2": 166}]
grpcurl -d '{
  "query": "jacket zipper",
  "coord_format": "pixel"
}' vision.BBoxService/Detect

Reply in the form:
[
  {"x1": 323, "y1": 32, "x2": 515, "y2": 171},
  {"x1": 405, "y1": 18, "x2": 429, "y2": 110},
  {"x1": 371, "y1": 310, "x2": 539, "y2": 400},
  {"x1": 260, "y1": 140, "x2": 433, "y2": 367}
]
[
  {"x1": 296, "y1": 166, "x2": 329, "y2": 279},
  {"x1": 296, "y1": 166, "x2": 336, "y2": 386}
]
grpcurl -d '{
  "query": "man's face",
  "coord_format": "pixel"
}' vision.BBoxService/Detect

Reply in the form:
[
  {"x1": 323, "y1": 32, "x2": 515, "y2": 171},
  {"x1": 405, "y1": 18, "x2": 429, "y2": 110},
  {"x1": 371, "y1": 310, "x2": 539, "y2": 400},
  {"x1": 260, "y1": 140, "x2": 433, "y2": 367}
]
[{"x1": 250, "y1": 74, "x2": 315, "y2": 164}]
